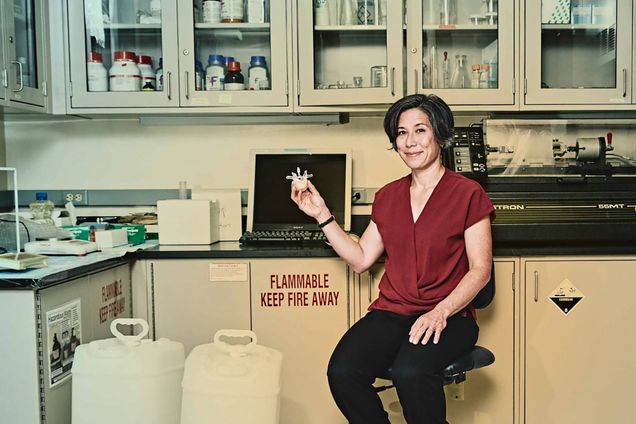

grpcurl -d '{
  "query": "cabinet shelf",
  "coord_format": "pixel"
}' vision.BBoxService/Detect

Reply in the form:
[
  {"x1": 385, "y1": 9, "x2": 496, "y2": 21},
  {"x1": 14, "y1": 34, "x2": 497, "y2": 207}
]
[
  {"x1": 194, "y1": 23, "x2": 270, "y2": 30},
  {"x1": 541, "y1": 23, "x2": 613, "y2": 30},
  {"x1": 422, "y1": 24, "x2": 497, "y2": 31},
  {"x1": 314, "y1": 25, "x2": 387, "y2": 31},
  {"x1": 104, "y1": 23, "x2": 162, "y2": 31}
]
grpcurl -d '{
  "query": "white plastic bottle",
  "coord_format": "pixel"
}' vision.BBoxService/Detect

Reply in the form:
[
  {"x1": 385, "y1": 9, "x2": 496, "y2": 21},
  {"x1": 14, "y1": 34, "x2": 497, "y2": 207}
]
[
  {"x1": 87, "y1": 52, "x2": 108, "y2": 91},
  {"x1": 109, "y1": 51, "x2": 141, "y2": 91},
  {"x1": 247, "y1": 0, "x2": 265, "y2": 23},
  {"x1": 137, "y1": 55, "x2": 156, "y2": 90},
  {"x1": 221, "y1": 0, "x2": 244, "y2": 22},
  {"x1": 248, "y1": 55, "x2": 269, "y2": 90},
  {"x1": 205, "y1": 54, "x2": 225, "y2": 90}
]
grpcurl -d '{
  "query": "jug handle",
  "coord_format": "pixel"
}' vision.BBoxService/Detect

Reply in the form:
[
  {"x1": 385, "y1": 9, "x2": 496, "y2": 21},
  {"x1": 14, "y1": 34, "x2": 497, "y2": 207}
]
[
  {"x1": 213, "y1": 329, "x2": 257, "y2": 356},
  {"x1": 110, "y1": 318, "x2": 150, "y2": 346}
]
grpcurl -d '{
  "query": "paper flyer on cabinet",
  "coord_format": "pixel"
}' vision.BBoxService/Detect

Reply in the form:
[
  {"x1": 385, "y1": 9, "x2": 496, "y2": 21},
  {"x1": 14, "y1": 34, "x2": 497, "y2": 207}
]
[{"x1": 47, "y1": 299, "x2": 82, "y2": 388}]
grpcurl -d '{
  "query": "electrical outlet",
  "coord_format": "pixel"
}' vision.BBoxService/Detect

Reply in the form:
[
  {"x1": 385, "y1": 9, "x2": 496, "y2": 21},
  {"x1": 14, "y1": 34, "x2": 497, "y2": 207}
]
[
  {"x1": 63, "y1": 191, "x2": 87, "y2": 205},
  {"x1": 352, "y1": 188, "x2": 367, "y2": 204}
]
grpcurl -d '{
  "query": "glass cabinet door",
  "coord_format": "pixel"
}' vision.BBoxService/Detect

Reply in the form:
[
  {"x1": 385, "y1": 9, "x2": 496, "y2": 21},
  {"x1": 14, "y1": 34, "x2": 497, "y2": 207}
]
[
  {"x1": 6, "y1": 0, "x2": 46, "y2": 107},
  {"x1": 525, "y1": 0, "x2": 630, "y2": 105},
  {"x1": 67, "y1": 0, "x2": 179, "y2": 108},
  {"x1": 407, "y1": 0, "x2": 514, "y2": 105},
  {"x1": 177, "y1": 0, "x2": 289, "y2": 107},
  {"x1": 297, "y1": 0, "x2": 404, "y2": 106},
  {"x1": 0, "y1": 3, "x2": 6, "y2": 102}
]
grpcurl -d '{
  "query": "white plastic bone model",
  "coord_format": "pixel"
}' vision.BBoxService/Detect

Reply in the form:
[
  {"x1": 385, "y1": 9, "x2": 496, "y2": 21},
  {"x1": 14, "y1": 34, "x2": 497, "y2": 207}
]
[{"x1": 286, "y1": 167, "x2": 313, "y2": 191}]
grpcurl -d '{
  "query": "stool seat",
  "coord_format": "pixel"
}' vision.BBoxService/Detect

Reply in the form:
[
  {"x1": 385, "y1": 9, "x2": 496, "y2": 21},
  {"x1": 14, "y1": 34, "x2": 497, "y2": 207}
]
[{"x1": 377, "y1": 345, "x2": 495, "y2": 386}]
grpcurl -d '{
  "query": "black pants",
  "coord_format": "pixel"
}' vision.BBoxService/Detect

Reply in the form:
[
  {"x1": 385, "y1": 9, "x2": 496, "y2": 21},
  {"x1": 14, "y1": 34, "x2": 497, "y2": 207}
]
[{"x1": 327, "y1": 309, "x2": 479, "y2": 424}]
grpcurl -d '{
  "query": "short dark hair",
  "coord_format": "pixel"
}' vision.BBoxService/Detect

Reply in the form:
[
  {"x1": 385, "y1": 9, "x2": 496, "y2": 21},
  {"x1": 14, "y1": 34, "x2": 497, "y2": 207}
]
[{"x1": 383, "y1": 94, "x2": 455, "y2": 151}]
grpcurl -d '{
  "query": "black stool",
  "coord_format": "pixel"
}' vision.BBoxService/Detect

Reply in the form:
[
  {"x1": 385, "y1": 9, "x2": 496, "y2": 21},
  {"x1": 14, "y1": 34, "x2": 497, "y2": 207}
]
[{"x1": 376, "y1": 262, "x2": 496, "y2": 391}]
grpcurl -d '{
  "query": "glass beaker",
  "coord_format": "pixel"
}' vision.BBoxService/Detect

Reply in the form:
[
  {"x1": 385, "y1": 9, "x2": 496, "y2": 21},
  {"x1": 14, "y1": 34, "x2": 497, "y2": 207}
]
[
  {"x1": 450, "y1": 54, "x2": 471, "y2": 89},
  {"x1": 439, "y1": 0, "x2": 457, "y2": 25}
]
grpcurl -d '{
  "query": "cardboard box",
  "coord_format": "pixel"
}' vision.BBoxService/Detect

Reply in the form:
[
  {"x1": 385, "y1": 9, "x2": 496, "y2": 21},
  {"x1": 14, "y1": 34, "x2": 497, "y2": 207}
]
[
  {"x1": 542, "y1": 0, "x2": 571, "y2": 24},
  {"x1": 63, "y1": 226, "x2": 91, "y2": 241},
  {"x1": 109, "y1": 224, "x2": 146, "y2": 245},
  {"x1": 157, "y1": 199, "x2": 220, "y2": 245},
  {"x1": 94, "y1": 228, "x2": 129, "y2": 249}
]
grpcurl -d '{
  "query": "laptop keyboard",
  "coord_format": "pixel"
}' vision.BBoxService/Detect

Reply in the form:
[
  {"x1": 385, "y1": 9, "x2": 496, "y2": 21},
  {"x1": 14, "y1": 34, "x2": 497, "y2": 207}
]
[{"x1": 240, "y1": 230, "x2": 327, "y2": 245}]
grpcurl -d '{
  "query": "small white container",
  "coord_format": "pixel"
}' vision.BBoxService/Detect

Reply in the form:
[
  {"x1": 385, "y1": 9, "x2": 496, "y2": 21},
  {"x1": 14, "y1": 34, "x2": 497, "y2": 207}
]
[
  {"x1": 203, "y1": 0, "x2": 221, "y2": 23},
  {"x1": 181, "y1": 330, "x2": 283, "y2": 424},
  {"x1": 94, "y1": 228, "x2": 129, "y2": 249},
  {"x1": 109, "y1": 51, "x2": 141, "y2": 91},
  {"x1": 87, "y1": 52, "x2": 108, "y2": 92},
  {"x1": 72, "y1": 319, "x2": 185, "y2": 424},
  {"x1": 247, "y1": 0, "x2": 266, "y2": 23},
  {"x1": 221, "y1": 0, "x2": 244, "y2": 22}
]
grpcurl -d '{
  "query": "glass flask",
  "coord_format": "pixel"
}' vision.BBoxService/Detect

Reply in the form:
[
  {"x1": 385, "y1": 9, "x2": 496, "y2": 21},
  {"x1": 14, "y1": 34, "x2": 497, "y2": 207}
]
[{"x1": 450, "y1": 54, "x2": 470, "y2": 89}]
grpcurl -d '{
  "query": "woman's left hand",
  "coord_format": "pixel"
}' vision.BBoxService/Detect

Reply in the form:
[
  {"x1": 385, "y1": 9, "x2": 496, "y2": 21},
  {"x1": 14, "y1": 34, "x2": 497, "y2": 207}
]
[{"x1": 409, "y1": 308, "x2": 448, "y2": 345}]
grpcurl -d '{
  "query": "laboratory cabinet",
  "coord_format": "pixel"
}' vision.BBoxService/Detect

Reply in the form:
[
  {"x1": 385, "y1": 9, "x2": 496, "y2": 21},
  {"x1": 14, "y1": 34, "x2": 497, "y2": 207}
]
[
  {"x1": 521, "y1": 256, "x2": 636, "y2": 424},
  {"x1": 65, "y1": 0, "x2": 293, "y2": 113},
  {"x1": 0, "y1": 264, "x2": 131, "y2": 424},
  {"x1": 139, "y1": 256, "x2": 351, "y2": 424},
  {"x1": 355, "y1": 258, "x2": 519, "y2": 424},
  {"x1": 296, "y1": 0, "x2": 515, "y2": 110},
  {"x1": 406, "y1": 0, "x2": 516, "y2": 107},
  {"x1": 523, "y1": 0, "x2": 633, "y2": 108},
  {"x1": 250, "y1": 258, "x2": 351, "y2": 424},
  {"x1": 139, "y1": 259, "x2": 252, "y2": 353},
  {"x1": 0, "y1": 0, "x2": 65, "y2": 112}
]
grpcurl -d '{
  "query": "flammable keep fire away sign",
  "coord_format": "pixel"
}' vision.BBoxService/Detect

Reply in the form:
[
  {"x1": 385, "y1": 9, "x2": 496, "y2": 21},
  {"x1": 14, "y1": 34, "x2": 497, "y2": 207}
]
[{"x1": 548, "y1": 278, "x2": 584, "y2": 315}]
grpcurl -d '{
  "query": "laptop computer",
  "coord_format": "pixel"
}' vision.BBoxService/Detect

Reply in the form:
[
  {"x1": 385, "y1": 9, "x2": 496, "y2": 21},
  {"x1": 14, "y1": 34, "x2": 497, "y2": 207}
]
[{"x1": 242, "y1": 149, "x2": 352, "y2": 244}]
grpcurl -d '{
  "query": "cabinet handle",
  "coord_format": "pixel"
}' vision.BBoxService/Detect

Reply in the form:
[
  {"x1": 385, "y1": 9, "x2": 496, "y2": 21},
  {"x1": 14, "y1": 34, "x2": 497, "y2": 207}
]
[
  {"x1": 533, "y1": 270, "x2": 539, "y2": 302},
  {"x1": 368, "y1": 271, "x2": 373, "y2": 302},
  {"x1": 622, "y1": 68, "x2": 627, "y2": 98},
  {"x1": 185, "y1": 71, "x2": 190, "y2": 99},
  {"x1": 413, "y1": 69, "x2": 418, "y2": 94},
  {"x1": 390, "y1": 67, "x2": 396, "y2": 96},
  {"x1": 166, "y1": 71, "x2": 172, "y2": 100},
  {"x1": 11, "y1": 61, "x2": 23, "y2": 92},
  {"x1": 2, "y1": 68, "x2": 7, "y2": 88}
]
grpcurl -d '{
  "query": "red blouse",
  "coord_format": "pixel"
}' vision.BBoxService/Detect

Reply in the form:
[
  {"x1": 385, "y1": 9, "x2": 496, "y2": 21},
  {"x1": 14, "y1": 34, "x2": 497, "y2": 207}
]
[{"x1": 369, "y1": 169, "x2": 495, "y2": 316}]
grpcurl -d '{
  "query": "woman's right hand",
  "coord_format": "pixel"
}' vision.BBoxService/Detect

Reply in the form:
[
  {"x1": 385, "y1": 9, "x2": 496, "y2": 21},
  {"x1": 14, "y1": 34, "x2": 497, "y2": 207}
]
[{"x1": 291, "y1": 180, "x2": 331, "y2": 222}]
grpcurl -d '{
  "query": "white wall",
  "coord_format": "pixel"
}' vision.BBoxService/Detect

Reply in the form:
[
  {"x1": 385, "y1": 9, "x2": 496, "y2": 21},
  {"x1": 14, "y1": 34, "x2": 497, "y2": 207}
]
[{"x1": 4, "y1": 116, "x2": 409, "y2": 191}]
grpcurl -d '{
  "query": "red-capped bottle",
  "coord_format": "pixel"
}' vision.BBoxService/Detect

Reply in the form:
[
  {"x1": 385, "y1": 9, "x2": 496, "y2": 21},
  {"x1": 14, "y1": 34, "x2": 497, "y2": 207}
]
[{"x1": 224, "y1": 61, "x2": 245, "y2": 91}]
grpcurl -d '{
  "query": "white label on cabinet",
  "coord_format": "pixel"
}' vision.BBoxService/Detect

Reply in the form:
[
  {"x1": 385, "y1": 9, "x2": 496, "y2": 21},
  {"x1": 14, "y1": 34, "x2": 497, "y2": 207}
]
[
  {"x1": 548, "y1": 278, "x2": 585, "y2": 316},
  {"x1": 209, "y1": 263, "x2": 248, "y2": 282}
]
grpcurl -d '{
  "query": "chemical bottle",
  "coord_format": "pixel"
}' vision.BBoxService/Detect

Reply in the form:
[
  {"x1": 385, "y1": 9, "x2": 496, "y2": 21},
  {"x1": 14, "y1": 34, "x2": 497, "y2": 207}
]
[
  {"x1": 221, "y1": 0, "x2": 244, "y2": 22},
  {"x1": 205, "y1": 54, "x2": 226, "y2": 90},
  {"x1": 248, "y1": 55, "x2": 269, "y2": 90},
  {"x1": 315, "y1": 0, "x2": 330, "y2": 25},
  {"x1": 224, "y1": 61, "x2": 245, "y2": 90},
  {"x1": 247, "y1": 0, "x2": 266, "y2": 23},
  {"x1": 470, "y1": 64, "x2": 481, "y2": 89},
  {"x1": 156, "y1": 58, "x2": 164, "y2": 91},
  {"x1": 137, "y1": 55, "x2": 156, "y2": 90},
  {"x1": 357, "y1": 0, "x2": 375, "y2": 25},
  {"x1": 109, "y1": 51, "x2": 141, "y2": 91},
  {"x1": 87, "y1": 52, "x2": 108, "y2": 92},
  {"x1": 29, "y1": 192, "x2": 55, "y2": 225},
  {"x1": 202, "y1": 0, "x2": 221, "y2": 23},
  {"x1": 195, "y1": 60, "x2": 204, "y2": 91}
]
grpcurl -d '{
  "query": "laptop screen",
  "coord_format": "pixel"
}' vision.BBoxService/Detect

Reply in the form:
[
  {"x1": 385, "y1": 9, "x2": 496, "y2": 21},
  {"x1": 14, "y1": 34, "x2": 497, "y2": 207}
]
[{"x1": 247, "y1": 150, "x2": 352, "y2": 232}]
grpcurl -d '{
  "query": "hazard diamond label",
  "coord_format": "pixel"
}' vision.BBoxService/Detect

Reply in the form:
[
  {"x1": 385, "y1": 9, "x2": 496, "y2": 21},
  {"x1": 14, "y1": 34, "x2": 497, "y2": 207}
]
[{"x1": 548, "y1": 278, "x2": 584, "y2": 315}]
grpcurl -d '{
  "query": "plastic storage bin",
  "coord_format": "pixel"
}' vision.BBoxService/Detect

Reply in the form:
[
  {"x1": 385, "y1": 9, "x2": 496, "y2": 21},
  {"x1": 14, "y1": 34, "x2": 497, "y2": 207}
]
[
  {"x1": 181, "y1": 329, "x2": 283, "y2": 424},
  {"x1": 71, "y1": 318, "x2": 185, "y2": 424}
]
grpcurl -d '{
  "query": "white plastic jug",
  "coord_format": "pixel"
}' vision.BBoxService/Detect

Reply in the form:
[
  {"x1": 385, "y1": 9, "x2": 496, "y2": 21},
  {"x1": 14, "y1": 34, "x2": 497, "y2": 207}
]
[
  {"x1": 71, "y1": 318, "x2": 185, "y2": 424},
  {"x1": 181, "y1": 329, "x2": 283, "y2": 424}
]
